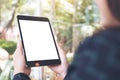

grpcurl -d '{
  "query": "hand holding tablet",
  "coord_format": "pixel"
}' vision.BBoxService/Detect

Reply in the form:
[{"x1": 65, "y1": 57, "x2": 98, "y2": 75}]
[{"x1": 17, "y1": 15, "x2": 61, "y2": 67}]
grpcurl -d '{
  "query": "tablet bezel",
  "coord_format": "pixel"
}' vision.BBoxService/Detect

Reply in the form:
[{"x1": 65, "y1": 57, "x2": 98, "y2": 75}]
[{"x1": 17, "y1": 15, "x2": 61, "y2": 67}]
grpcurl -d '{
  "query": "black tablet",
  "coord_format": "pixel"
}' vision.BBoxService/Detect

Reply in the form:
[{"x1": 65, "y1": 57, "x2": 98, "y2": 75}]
[{"x1": 17, "y1": 15, "x2": 61, "y2": 67}]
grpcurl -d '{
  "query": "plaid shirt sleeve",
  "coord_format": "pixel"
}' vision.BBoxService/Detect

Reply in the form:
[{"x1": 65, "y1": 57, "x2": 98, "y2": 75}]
[
  {"x1": 13, "y1": 73, "x2": 30, "y2": 80},
  {"x1": 64, "y1": 28, "x2": 120, "y2": 80}
]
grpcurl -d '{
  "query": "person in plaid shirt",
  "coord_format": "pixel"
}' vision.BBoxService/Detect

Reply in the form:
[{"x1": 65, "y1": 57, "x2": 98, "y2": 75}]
[{"x1": 13, "y1": 0, "x2": 120, "y2": 80}]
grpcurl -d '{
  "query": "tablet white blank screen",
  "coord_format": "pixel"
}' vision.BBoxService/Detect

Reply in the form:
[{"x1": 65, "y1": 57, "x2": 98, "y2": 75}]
[{"x1": 19, "y1": 20, "x2": 59, "y2": 61}]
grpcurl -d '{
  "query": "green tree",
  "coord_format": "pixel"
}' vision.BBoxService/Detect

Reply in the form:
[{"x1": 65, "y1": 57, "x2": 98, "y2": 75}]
[
  {"x1": 52, "y1": 0, "x2": 98, "y2": 52},
  {"x1": 0, "y1": 0, "x2": 27, "y2": 30}
]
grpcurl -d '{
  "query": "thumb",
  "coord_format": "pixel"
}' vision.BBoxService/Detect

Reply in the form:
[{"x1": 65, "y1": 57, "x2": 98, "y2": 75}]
[
  {"x1": 15, "y1": 40, "x2": 23, "y2": 55},
  {"x1": 13, "y1": 40, "x2": 23, "y2": 60},
  {"x1": 17, "y1": 40, "x2": 22, "y2": 49}
]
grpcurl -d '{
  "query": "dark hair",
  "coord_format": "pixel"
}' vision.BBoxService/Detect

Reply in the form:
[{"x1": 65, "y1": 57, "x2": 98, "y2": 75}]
[{"x1": 107, "y1": 0, "x2": 120, "y2": 21}]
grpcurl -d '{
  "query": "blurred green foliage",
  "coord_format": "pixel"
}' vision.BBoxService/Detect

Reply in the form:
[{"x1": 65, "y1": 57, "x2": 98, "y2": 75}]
[
  {"x1": 0, "y1": 40, "x2": 16, "y2": 55},
  {"x1": 0, "y1": 0, "x2": 100, "y2": 53},
  {"x1": 0, "y1": 68, "x2": 2, "y2": 74}
]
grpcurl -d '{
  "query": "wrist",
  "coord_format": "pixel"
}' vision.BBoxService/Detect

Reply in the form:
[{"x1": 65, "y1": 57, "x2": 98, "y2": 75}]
[
  {"x1": 58, "y1": 65, "x2": 68, "y2": 79},
  {"x1": 60, "y1": 60, "x2": 69, "y2": 79},
  {"x1": 14, "y1": 69, "x2": 25, "y2": 75},
  {"x1": 14, "y1": 68, "x2": 29, "y2": 76},
  {"x1": 59, "y1": 71, "x2": 67, "y2": 79}
]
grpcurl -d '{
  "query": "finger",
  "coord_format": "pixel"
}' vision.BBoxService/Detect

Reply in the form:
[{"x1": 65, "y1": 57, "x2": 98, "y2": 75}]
[
  {"x1": 17, "y1": 40, "x2": 22, "y2": 50},
  {"x1": 13, "y1": 40, "x2": 23, "y2": 58}
]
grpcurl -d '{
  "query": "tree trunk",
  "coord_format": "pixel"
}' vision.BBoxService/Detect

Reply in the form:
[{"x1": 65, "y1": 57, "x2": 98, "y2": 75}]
[
  {"x1": 51, "y1": 0, "x2": 56, "y2": 23},
  {"x1": 5, "y1": 10, "x2": 16, "y2": 31},
  {"x1": 0, "y1": 1, "x2": 1, "y2": 26},
  {"x1": 5, "y1": 0, "x2": 19, "y2": 31},
  {"x1": 72, "y1": 0, "x2": 78, "y2": 52}
]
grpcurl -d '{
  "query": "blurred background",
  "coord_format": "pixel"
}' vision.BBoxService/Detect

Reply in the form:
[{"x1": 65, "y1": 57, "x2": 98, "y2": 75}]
[{"x1": 0, "y1": 0, "x2": 101, "y2": 80}]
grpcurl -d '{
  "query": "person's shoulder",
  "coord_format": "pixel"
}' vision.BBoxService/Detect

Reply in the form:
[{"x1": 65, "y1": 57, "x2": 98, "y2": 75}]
[
  {"x1": 80, "y1": 27, "x2": 120, "y2": 48},
  {"x1": 92, "y1": 26, "x2": 120, "y2": 37},
  {"x1": 94, "y1": 26, "x2": 120, "y2": 36}
]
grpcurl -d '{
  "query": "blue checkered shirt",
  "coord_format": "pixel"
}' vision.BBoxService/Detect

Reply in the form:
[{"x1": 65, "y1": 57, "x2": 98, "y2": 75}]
[{"x1": 64, "y1": 27, "x2": 120, "y2": 80}]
